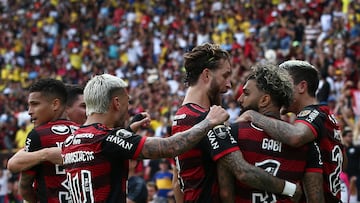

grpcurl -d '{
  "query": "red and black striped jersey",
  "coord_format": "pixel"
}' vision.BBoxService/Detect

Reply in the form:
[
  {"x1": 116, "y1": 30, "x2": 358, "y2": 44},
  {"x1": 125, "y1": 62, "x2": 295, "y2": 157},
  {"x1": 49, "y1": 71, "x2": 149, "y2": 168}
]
[
  {"x1": 231, "y1": 121, "x2": 322, "y2": 203},
  {"x1": 24, "y1": 119, "x2": 79, "y2": 203},
  {"x1": 171, "y1": 103, "x2": 239, "y2": 203},
  {"x1": 295, "y1": 104, "x2": 344, "y2": 203},
  {"x1": 62, "y1": 123, "x2": 147, "y2": 203}
]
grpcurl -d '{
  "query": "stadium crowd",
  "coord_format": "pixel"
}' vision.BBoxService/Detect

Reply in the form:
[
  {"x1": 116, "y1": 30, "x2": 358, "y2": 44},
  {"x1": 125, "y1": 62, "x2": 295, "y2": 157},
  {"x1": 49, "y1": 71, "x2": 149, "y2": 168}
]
[{"x1": 0, "y1": 0, "x2": 359, "y2": 202}]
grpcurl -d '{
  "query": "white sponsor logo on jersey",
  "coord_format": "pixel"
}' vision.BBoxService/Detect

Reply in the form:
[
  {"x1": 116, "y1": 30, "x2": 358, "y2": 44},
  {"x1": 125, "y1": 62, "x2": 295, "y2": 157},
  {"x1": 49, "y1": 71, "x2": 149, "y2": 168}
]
[
  {"x1": 207, "y1": 130, "x2": 219, "y2": 150},
  {"x1": 51, "y1": 125, "x2": 70, "y2": 135},
  {"x1": 305, "y1": 110, "x2": 319, "y2": 123},
  {"x1": 213, "y1": 125, "x2": 229, "y2": 139},
  {"x1": 106, "y1": 134, "x2": 134, "y2": 150},
  {"x1": 115, "y1": 129, "x2": 133, "y2": 139}
]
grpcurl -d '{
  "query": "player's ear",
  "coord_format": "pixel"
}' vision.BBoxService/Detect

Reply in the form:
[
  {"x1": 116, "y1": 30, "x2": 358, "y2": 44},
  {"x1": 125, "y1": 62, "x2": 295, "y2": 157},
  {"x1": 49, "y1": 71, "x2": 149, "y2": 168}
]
[
  {"x1": 52, "y1": 98, "x2": 62, "y2": 111},
  {"x1": 111, "y1": 96, "x2": 121, "y2": 111},
  {"x1": 297, "y1": 80, "x2": 307, "y2": 94},
  {"x1": 259, "y1": 94, "x2": 271, "y2": 108},
  {"x1": 201, "y1": 68, "x2": 211, "y2": 82}
]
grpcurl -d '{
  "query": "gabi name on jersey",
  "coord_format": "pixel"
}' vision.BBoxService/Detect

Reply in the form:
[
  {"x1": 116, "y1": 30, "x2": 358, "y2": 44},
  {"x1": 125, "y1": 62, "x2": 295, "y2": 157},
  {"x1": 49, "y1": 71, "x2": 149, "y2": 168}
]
[{"x1": 262, "y1": 138, "x2": 282, "y2": 153}]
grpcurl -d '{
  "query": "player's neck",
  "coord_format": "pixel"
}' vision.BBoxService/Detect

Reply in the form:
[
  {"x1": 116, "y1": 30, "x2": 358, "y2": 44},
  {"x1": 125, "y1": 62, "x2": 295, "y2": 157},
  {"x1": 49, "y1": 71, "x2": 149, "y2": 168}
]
[
  {"x1": 300, "y1": 95, "x2": 318, "y2": 109},
  {"x1": 260, "y1": 105, "x2": 280, "y2": 119},
  {"x1": 51, "y1": 112, "x2": 67, "y2": 122},
  {"x1": 83, "y1": 114, "x2": 115, "y2": 128},
  {"x1": 182, "y1": 87, "x2": 211, "y2": 109}
]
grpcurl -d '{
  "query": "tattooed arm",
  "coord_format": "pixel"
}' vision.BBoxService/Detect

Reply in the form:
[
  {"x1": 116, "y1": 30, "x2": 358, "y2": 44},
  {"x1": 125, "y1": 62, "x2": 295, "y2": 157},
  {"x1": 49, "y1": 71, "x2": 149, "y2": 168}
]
[
  {"x1": 7, "y1": 147, "x2": 62, "y2": 173},
  {"x1": 237, "y1": 110, "x2": 315, "y2": 147},
  {"x1": 218, "y1": 150, "x2": 302, "y2": 201},
  {"x1": 303, "y1": 172, "x2": 325, "y2": 203},
  {"x1": 217, "y1": 162, "x2": 235, "y2": 202},
  {"x1": 19, "y1": 172, "x2": 37, "y2": 203},
  {"x1": 139, "y1": 105, "x2": 229, "y2": 159}
]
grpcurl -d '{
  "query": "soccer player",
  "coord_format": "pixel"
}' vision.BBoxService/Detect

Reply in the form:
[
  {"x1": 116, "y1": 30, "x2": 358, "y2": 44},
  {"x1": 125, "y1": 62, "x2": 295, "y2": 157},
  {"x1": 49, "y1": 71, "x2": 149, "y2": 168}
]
[
  {"x1": 171, "y1": 43, "x2": 301, "y2": 203},
  {"x1": 238, "y1": 60, "x2": 344, "y2": 202},
  {"x1": 64, "y1": 84, "x2": 86, "y2": 125},
  {"x1": 7, "y1": 84, "x2": 86, "y2": 173},
  {"x1": 61, "y1": 73, "x2": 230, "y2": 202},
  {"x1": 223, "y1": 63, "x2": 322, "y2": 202},
  {"x1": 17, "y1": 79, "x2": 79, "y2": 203}
]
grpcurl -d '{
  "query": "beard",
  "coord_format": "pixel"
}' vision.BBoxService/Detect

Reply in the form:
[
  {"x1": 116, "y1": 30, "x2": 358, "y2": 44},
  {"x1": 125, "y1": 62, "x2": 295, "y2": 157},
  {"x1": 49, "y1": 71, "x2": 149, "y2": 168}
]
[
  {"x1": 208, "y1": 80, "x2": 222, "y2": 105},
  {"x1": 240, "y1": 104, "x2": 259, "y2": 115}
]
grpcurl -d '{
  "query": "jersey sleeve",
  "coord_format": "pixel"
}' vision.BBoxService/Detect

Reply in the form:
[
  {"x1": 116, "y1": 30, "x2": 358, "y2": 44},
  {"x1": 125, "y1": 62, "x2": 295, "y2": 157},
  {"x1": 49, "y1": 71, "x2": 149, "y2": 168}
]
[
  {"x1": 295, "y1": 106, "x2": 325, "y2": 139},
  {"x1": 102, "y1": 128, "x2": 147, "y2": 160},
  {"x1": 23, "y1": 129, "x2": 42, "y2": 175},
  {"x1": 305, "y1": 141, "x2": 323, "y2": 173},
  {"x1": 201, "y1": 124, "x2": 240, "y2": 161},
  {"x1": 24, "y1": 129, "x2": 42, "y2": 152}
]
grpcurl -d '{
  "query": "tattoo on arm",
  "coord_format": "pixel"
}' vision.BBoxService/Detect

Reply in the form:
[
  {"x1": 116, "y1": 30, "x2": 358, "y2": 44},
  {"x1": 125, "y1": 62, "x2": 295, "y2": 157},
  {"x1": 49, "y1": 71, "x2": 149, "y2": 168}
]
[
  {"x1": 218, "y1": 151, "x2": 285, "y2": 194},
  {"x1": 139, "y1": 119, "x2": 212, "y2": 159},
  {"x1": 19, "y1": 172, "x2": 37, "y2": 203},
  {"x1": 251, "y1": 112, "x2": 293, "y2": 143},
  {"x1": 303, "y1": 172, "x2": 325, "y2": 203},
  {"x1": 217, "y1": 162, "x2": 235, "y2": 202},
  {"x1": 250, "y1": 111, "x2": 311, "y2": 147}
]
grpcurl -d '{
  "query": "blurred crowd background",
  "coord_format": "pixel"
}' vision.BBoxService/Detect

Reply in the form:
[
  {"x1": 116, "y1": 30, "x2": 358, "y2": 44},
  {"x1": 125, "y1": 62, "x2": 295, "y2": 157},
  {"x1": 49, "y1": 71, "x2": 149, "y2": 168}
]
[{"x1": 0, "y1": 0, "x2": 359, "y2": 202}]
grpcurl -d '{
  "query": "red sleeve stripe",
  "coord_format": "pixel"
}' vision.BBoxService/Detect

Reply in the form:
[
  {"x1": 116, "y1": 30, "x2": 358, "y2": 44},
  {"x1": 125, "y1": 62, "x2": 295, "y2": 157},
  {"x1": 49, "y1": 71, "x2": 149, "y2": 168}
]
[
  {"x1": 305, "y1": 167, "x2": 323, "y2": 173},
  {"x1": 178, "y1": 149, "x2": 202, "y2": 160},
  {"x1": 295, "y1": 120, "x2": 318, "y2": 138},
  {"x1": 213, "y1": 147, "x2": 240, "y2": 161},
  {"x1": 133, "y1": 136, "x2": 147, "y2": 159}
]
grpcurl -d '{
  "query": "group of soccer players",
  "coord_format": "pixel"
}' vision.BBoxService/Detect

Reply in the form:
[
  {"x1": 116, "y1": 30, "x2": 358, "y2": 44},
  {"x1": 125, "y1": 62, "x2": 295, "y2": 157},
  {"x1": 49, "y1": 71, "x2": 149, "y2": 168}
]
[
  {"x1": 7, "y1": 43, "x2": 343, "y2": 203},
  {"x1": 7, "y1": 69, "x2": 228, "y2": 202},
  {"x1": 171, "y1": 43, "x2": 343, "y2": 203}
]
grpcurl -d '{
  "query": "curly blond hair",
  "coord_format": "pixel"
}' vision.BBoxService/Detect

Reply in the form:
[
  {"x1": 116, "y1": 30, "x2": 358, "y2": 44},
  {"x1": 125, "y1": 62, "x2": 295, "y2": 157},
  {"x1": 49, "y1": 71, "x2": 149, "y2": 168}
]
[{"x1": 247, "y1": 63, "x2": 294, "y2": 108}]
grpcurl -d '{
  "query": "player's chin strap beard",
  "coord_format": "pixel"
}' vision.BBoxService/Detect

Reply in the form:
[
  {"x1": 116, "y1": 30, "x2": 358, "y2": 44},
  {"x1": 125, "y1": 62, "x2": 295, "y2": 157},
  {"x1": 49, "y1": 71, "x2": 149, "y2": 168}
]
[
  {"x1": 208, "y1": 92, "x2": 221, "y2": 106},
  {"x1": 263, "y1": 112, "x2": 280, "y2": 119}
]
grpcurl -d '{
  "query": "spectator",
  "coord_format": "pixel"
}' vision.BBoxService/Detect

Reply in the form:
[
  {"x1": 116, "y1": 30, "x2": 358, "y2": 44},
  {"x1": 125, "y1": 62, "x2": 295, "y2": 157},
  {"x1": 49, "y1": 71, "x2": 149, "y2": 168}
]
[
  {"x1": 152, "y1": 159, "x2": 173, "y2": 203},
  {"x1": 146, "y1": 181, "x2": 161, "y2": 203},
  {"x1": 14, "y1": 122, "x2": 32, "y2": 149},
  {"x1": 0, "y1": 164, "x2": 10, "y2": 203},
  {"x1": 128, "y1": 160, "x2": 148, "y2": 203},
  {"x1": 226, "y1": 100, "x2": 241, "y2": 124},
  {"x1": 0, "y1": 0, "x2": 359, "y2": 201},
  {"x1": 342, "y1": 126, "x2": 360, "y2": 203}
]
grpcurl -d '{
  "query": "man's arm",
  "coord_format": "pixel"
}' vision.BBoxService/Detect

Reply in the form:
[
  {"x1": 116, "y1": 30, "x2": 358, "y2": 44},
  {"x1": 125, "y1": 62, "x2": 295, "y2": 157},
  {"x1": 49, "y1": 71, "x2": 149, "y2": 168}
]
[
  {"x1": 7, "y1": 147, "x2": 62, "y2": 173},
  {"x1": 138, "y1": 106, "x2": 228, "y2": 159},
  {"x1": 303, "y1": 172, "x2": 325, "y2": 203},
  {"x1": 217, "y1": 162, "x2": 235, "y2": 202},
  {"x1": 19, "y1": 172, "x2": 37, "y2": 203},
  {"x1": 237, "y1": 110, "x2": 315, "y2": 147},
  {"x1": 302, "y1": 141, "x2": 325, "y2": 202},
  {"x1": 172, "y1": 167, "x2": 184, "y2": 203},
  {"x1": 218, "y1": 150, "x2": 302, "y2": 201}
]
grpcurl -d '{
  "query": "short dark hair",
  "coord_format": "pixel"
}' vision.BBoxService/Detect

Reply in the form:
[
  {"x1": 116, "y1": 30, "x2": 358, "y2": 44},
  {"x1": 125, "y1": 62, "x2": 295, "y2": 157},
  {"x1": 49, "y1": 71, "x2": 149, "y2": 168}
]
[
  {"x1": 183, "y1": 43, "x2": 230, "y2": 86},
  {"x1": 65, "y1": 84, "x2": 84, "y2": 107},
  {"x1": 29, "y1": 78, "x2": 67, "y2": 105},
  {"x1": 279, "y1": 60, "x2": 319, "y2": 97}
]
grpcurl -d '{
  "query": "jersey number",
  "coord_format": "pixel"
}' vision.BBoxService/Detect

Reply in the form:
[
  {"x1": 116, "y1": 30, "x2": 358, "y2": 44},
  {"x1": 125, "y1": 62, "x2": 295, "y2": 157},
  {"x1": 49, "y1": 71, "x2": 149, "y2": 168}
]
[
  {"x1": 329, "y1": 145, "x2": 343, "y2": 196},
  {"x1": 252, "y1": 160, "x2": 280, "y2": 203},
  {"x1": 174, "y1": 157, "x2": 185, "y2": 192},
  {"x1": 55, "y1": 164, "x2": 72, "y2": 202},
  {"x1": 67, "y1": 170, "x2": 95, "y2": 203}
]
